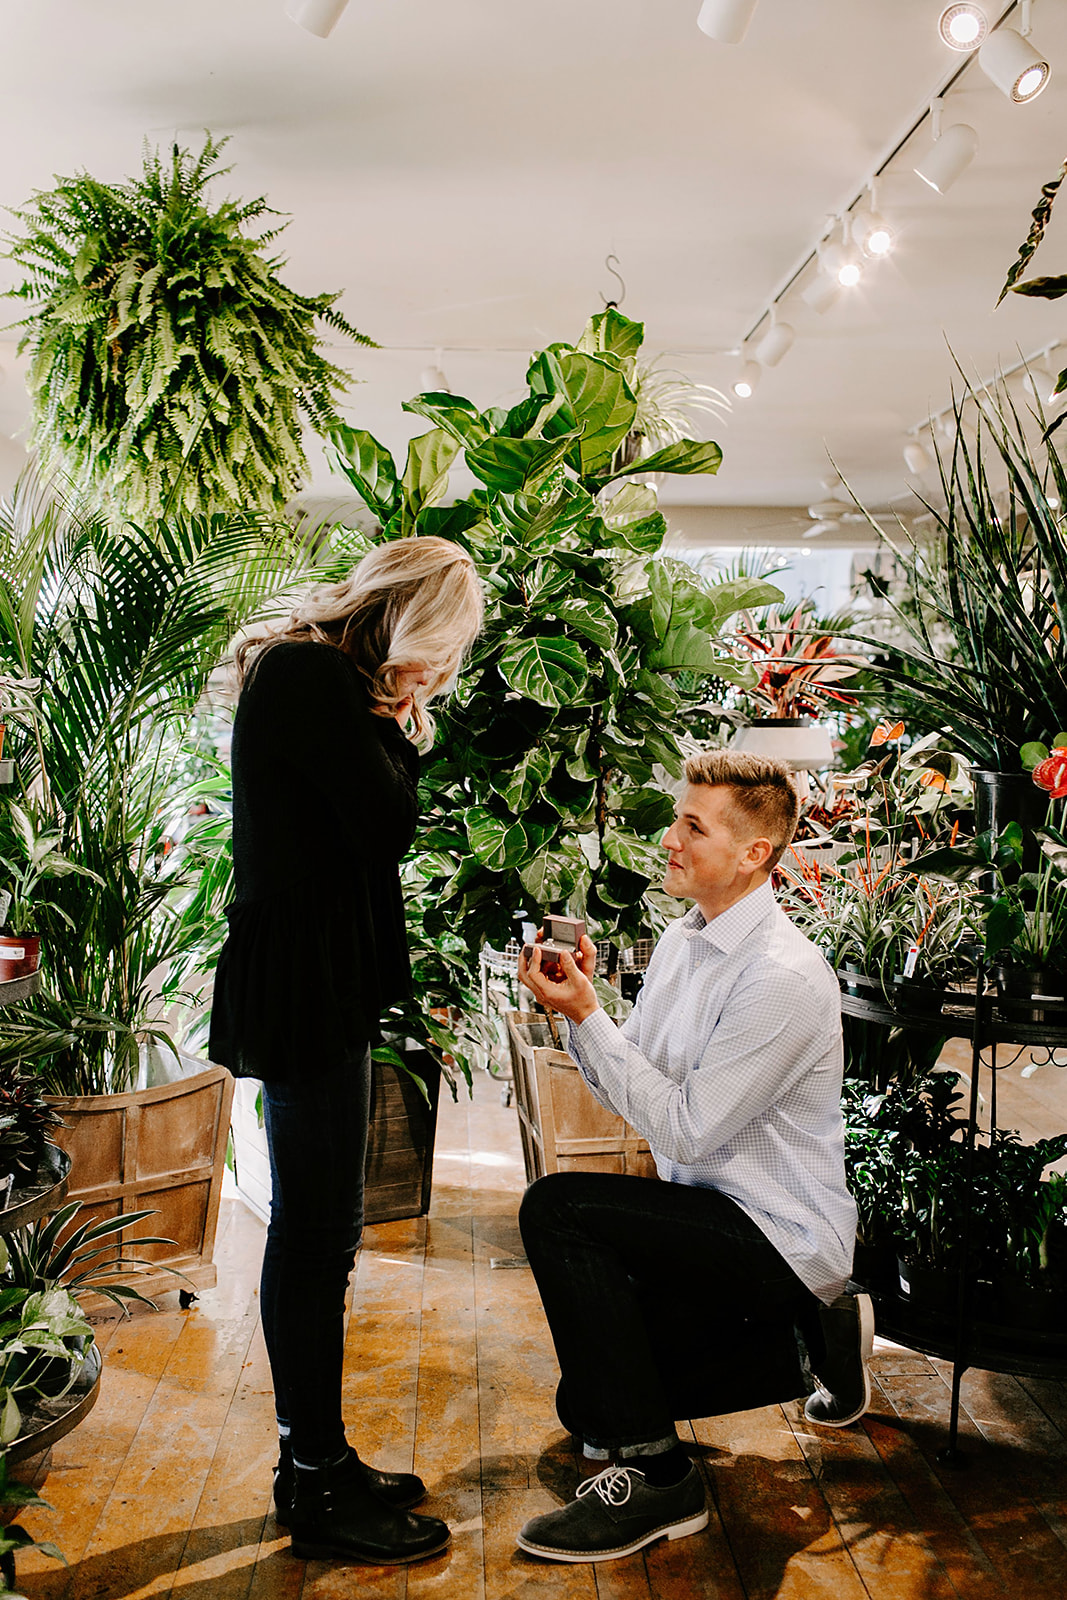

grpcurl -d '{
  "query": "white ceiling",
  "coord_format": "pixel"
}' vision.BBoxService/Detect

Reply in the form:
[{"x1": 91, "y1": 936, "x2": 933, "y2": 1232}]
[{"x1": 1, "y1": 0, "x2": 1066, "y2": 529}]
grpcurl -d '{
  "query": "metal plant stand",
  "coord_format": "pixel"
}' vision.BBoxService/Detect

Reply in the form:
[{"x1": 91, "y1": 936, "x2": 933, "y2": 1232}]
[{"x1": 838, "y1": 966, "x2": 1067, "y2": 1462}]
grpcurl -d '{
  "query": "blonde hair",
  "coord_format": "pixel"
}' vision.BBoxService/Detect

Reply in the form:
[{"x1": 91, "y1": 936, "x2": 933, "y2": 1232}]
[
  {"x1": 236, "y1": 537, "x2": 483, "y2": 747},
  {"x1": 684, "y1": 749, "x2": 800, "y2": 868}
]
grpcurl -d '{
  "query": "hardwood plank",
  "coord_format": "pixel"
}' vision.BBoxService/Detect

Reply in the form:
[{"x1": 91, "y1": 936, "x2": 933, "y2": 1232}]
[
  {"x1": 693, "y1": 1403, "x2": 871, "y2": 1600},
  {"x1": 861, "y1": 1378, "x2": 1003, "y2": 1600},
  {"x1": 876, "y1": 1364, "x2": 1067, "y2": 1597},
  {"x1": 786, "y1": 1399, "x2": 961, "y2": 1600}
]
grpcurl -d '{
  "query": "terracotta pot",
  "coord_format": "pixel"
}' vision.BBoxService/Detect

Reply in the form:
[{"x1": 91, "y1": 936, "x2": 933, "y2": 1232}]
[{"x1": 0, "y1": 933, "x2": 40, "y2": 982}]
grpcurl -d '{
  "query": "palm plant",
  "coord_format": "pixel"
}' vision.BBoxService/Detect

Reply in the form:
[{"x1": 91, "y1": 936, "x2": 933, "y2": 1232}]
[
  {"x1": 3, "y1": 135, "x2": 372, "y2": 519},
  {"x1": 0, "y1": 484, "x2": 337, "y2": 1094}
]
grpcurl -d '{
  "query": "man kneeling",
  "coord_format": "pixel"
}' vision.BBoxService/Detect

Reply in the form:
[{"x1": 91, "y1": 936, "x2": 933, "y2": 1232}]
[{"x1": 515, "y1": 750, "x2": 868, "y2": 1565}]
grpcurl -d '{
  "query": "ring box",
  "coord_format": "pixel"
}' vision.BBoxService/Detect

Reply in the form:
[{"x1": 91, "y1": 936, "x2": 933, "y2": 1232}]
[{"x1": 523, "y1": 915, "x2": 586, "y2": 975}]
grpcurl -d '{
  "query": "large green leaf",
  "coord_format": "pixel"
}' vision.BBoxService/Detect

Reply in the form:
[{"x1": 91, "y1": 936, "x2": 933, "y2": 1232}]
[
  {"x1": 610, "y1": 787, "x2": 675, "y2": 835},
  {"x1": 518, "y1": 840, "x2": 588, "y2": 906},
  {"x1": 556, "y1": 352, "x2": 638, "y2": 475},
  {"x1": 648, "y1": 623, "x2": 743, "y2": 675},
  {"x1": 497, "y1": 635, "x2": 590, "y2": 707},
  {"x1": 399, "y1": 429, "x2": 461, "y2": 528},
  {"x1": 551, "y1": 596, "x2": 619, "y2": 651},
  {"x1": 466, "y1": 435, "x2": 575, "y2": 493},
  {"x1": 493, "y1": 745, "x2": 555, "y2": 812},
  {"x1": 604, "y1": 438, "x2": 722, "y2": 482},
  {"x1": 465, "y1": 807, "x2": 552, "y2": 870},
  {"x1": 328, "y1": 425, "x2": 400, "y2": 521},
  {"x1": 577, "y1": 308, "x2": 645, "y2": 363},
  {"x1": 401, "y1": 392, "x2": 488, "y2": 447}
]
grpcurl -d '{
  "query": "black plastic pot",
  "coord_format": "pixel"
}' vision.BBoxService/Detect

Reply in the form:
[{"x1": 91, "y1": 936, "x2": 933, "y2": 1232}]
[
  {"x1": 992, "y1": 960, "x2": 1057, "y2": 1025},
  {"x1": 971, "y1": 769, "x2": 1048, "y2": 871},
  {"x1": 891, "y1": 976, "x2": 948, "y2": 1018}
]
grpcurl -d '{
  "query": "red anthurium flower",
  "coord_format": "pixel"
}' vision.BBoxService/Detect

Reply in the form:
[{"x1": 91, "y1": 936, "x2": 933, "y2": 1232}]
[
  {"x1": 919, "y1": 770, "x2": 949, "y2": 790},
  {"x1": 1032, "y1": 752, "x2": 1067, "y2": 798},
  {"x1": 870, "y1": 720, "x2": 905, "y2": 747}
]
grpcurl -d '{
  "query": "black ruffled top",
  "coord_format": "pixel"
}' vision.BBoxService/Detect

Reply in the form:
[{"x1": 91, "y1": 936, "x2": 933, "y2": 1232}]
[{"x1": 208, "y1": 640, "x2": 420, "y2": 1080}]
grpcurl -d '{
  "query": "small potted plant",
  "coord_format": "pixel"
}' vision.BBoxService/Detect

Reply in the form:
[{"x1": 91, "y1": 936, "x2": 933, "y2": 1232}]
[
  {"x1": 0, "y1": 804, "x2": 100, "y2": 983},
  {"x1": 0, "y1": 1065, "x2": 63, "y2": 1209},
  {"x1": 726, "y1": 603, "x2": 867, "y2": 768}
]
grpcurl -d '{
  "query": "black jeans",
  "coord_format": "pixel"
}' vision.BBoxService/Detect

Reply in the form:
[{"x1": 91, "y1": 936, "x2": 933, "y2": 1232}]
[
  {"x1": 260, "y1": 1048, "x2": 371, "y2": 1465},
  {"x1": 519, "y1": 1171, "x2": 812, "y2": 1457}
]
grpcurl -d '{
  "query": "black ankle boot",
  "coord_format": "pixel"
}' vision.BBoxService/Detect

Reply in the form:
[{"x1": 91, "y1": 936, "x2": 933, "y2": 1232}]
[
  {"x1": 273, "y1": 1442, "x2": 426, "y2": 1524},
  {"x1": 288, "y1": 1451, "x2": 449, "y2": 1565}
]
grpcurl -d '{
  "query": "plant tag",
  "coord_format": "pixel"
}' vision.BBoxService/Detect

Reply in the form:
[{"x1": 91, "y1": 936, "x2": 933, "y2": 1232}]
[
  {"x1": 902, "y1": 943, "x2": 920, "y2": 979},
  {"x1": 0, "y1": 946, "x2": 24, "y2": 961}
]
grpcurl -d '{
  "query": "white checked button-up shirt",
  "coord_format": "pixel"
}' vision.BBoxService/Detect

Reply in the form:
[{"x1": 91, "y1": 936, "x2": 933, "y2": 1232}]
[{"x1": 569, "y1": 879, "x2": 856, "y2": 1304}]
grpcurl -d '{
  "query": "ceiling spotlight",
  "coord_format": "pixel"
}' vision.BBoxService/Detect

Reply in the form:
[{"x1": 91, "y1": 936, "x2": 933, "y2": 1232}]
[
  {"x1": 914, "y1": 101, "x2": 978, "y2": 194},
  {"x1": 754, "y1": 316, "x2": 795, "y2": 368},
  {"x1": 822, "y1": 241, "x2": 862, "y2": 288},
  {"x1": 904, "y1": 440, "x2": 932, "y2": 475},
  {"x1": 853, "y1": 210, "x2": 895, "y2": 259},
  {"x1": 979, "y1": 3, "x2": 1051, "y2": 102},
  {"x1": 286, "y1": 0, "x2": 349, "y2": 35},
  {"x1": 732, "y1": 359, "x2": 761, "y2": 399},
  {"x1": 696, "y1": 0, "x2": 759, "y2": 43},
  {"x1": 939, "y1": 4, "x2": 989, "y2": 50}
]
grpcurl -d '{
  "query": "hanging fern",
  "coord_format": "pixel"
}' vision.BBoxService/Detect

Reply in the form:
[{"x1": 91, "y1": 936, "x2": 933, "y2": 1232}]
[{"x1": 3, "y1": 135, "x2": 375, "y2": 519}]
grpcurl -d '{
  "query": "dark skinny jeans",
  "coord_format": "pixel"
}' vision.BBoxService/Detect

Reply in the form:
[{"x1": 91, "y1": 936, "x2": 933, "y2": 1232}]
[
  {"x1": 519, "y1": 1170, "x2": 810, "y2": 1457},
  {"x1": 259, "y1": 1048, "x2": 371, "y2": 1465}
]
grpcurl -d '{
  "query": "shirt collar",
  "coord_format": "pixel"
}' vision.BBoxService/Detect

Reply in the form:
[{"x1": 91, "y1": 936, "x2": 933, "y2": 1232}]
[{"x1": 680, "y1": 878, "x2": 777, "y2": 954}]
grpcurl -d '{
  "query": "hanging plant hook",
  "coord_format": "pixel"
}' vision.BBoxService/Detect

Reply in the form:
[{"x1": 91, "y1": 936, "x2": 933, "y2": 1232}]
[{"x1": 600, "y1": 254, "x2": 627, "y2": 310}]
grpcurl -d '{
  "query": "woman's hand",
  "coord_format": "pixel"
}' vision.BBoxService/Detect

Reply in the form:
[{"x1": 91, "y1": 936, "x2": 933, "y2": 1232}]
[{"x1": 518, "y1": 933, "x2": 600, "y2": 1024}]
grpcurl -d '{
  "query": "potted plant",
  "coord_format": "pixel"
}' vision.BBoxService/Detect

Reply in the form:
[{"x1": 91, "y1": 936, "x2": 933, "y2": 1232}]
[
  {"x1": 3, "y1": 135, "x2": 372, "y2": 520},
  {"x1": 0, "y1": 1067, "x2": 63, "y2": 1211},
  {"x1": 328, "y1": 308, "x2": 783, "y2": 1174},
  {"x1": 850, "y1": 380, "x2": 1067, "y2": 841},
  {"x1": 726, "y1": 602, "x2": 867, "y2": 768},
  {"x1": 0, "y1": 805, "x2": 101, "y2": 984},
  {"x1": 0, "y1": 489, "x2": 333, "y2": 1298}
]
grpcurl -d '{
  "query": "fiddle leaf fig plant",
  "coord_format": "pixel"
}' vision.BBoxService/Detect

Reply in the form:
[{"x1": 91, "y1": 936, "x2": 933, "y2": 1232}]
[
  {"x1": 331, "y1": 310, "x2": 783, "y2": 1044},
  {"x1": 3, "y1": 135, "x2": 373, "y2": 518}
]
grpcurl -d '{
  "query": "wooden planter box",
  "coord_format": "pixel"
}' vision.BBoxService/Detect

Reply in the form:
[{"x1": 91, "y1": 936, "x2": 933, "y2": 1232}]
[
  {"x1": 364, "y1": 1049, "x2": 441, "y2": 1224},
  {"x1": 229, "y1": 1049, "x2": 441, "y2": 1229},
  {"x1": 506, "y1": 1012, "x2": 657, "y2": 1184},
  {"x1": 47, "y1": 1065, "x2": 235, "y2": 1312}
]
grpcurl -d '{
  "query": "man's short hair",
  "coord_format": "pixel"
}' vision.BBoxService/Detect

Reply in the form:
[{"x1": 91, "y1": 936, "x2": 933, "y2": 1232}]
[{"x1": 683, "y1": 749, "x2": 800, "y2": 868}]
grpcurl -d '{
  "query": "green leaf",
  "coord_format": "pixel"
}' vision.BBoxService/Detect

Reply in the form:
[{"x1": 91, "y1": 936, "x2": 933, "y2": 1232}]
[
  {"x1": 554, "y1": 352, "x2": 638, "y2": 475},
  {"x1": 610, "y1": 787, "x2": 675, "y2": 835},
  {"x1": 602, "y1": 827, "x2": 666, "y2": 880},
  {"x1": 493, "y1": 745, "x2": 555, "y2": 812},
  {"x1": 399, "y1": 429, "x2": 461, "y2": 527},
  {"x1": 577, "y1": 309, "x2": 645, "y2": 362},
  {"x1": 466, "y1": 435, "x2": 575, "y2": 493},
  {"x1": 648, "y1": 623, "x2": 730, "y2": 674},
  {"x1": 1021, "y1": 741, "x2": 1050, "y2": 770},
  {"x1": 465, "y1": 808, "x2": 552, "y2": 870},
  {"x1": 518, "y1": 840, "x2": 587, "y2": 905},
  {"x1": 401, "y1": 392, "x2": 488, "y2": 448},
  {"x1": 603, "y1": 437, "x2": 723, "y2": 481},
  {"x1": 986, "y1": 899, "x2": 1025, "y2": 957},
  {"x1": 497, "y1": 636, "x2": 589, "y2": 708},
  {"x1": 551, "y1": 596, "x2": 619, "y2": 651},
  {"x1": 328, "y1": 426, "x2": 400, "y2": 521},
  {"x1": 1010, "y1": 276, "x2": 1067, "y2": 300}
]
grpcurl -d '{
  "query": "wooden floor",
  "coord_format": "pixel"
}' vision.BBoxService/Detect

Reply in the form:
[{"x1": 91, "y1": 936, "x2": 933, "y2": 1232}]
[{"x1": 14, "y1": 1055, "x2": 1067, "y2": 1600}]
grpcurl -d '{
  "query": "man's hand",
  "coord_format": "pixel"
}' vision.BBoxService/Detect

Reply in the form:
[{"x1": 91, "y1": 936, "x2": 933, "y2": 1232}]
[{"x1": 518, "y1": 933, "x2": 600, "y2": 1024}]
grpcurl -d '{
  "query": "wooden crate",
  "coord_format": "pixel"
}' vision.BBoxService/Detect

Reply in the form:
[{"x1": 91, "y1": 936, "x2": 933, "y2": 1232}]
[
  {"x1": 506, "y1": 1012, "x2": 657, "y2": 1184},
  {"x1": 47, "y1": 1065, "x2": 234, "y2": 1310}
]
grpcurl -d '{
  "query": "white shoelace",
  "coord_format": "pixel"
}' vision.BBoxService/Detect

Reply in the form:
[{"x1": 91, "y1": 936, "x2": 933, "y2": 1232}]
[{"x1": 575, "y1": 1466, "x2": 637, "y2": 1508}]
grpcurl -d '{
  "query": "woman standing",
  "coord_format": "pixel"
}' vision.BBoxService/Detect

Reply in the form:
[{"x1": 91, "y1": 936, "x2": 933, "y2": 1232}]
[{"x1": 209, "y1": 537, "x2": 482, "y2": 1566}]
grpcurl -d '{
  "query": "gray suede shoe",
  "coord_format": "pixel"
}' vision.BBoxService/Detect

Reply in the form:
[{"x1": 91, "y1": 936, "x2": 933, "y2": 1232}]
[
  {"x1": 516, "y1": 1465, "x2": 707, "y2": 1563},
  {"x1": 804, "y1": 1290, "x2": 875, "y2": 1427}
]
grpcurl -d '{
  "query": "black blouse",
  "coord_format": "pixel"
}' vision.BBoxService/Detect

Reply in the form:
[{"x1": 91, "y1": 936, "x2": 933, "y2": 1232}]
[{"x1": 208, "y1": 640, "x2": 420, "y2": 1080}]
